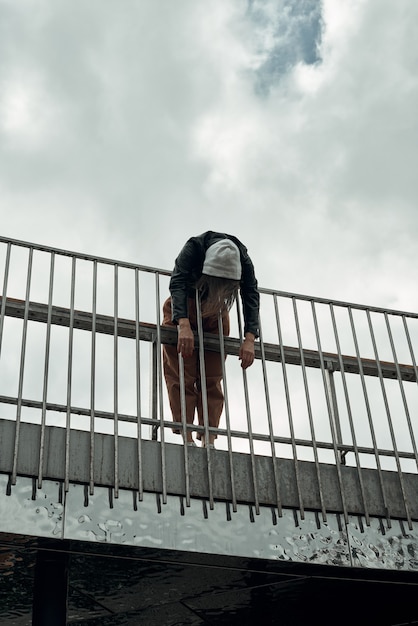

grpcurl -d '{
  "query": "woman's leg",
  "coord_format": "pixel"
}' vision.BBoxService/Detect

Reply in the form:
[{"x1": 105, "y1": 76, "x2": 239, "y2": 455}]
[{"x1": 162, "y1": 298, "x2": 198, "y2": 442}]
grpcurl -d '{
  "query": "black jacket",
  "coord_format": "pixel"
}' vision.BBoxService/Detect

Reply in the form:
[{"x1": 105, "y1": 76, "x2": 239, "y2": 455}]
[{"x1": 169, "y1": 231, "x2": 259, "y2": 337}]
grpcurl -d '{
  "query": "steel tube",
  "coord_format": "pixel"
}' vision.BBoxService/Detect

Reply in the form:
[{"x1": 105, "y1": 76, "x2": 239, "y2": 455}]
[
  {"x1": 38, "y1": 252, "x2": 55, "y2": 489},
  {"x1": 113, "y1": 264, "x2": 120, "y2": 497},
  {"x1": 155, "y1": 273, "x2": 167, "y2": 503},
  {"x1": 64, "y1": 257, "x2": 76, "y2": 492},
  {"x1": 259, "y1": 318, "x2": 282, "y2": 516},
  {"x1": 12, "y1": 247, "x2": 33, "y2": 485},
  {"x1": 217, "y1": 310, "x2": 237, "y2": 512},
  {"x1": 89, "y1": 260, "x2": 97, "y2": 495},
  {"x1": 178, "y1": 353, "x2": 191, "y2": 507},
  {"x1": 195, "y1": 290, "x2": 215, "y2": 510},
  {"x1": 135, "y1": 268, "x2": 143, "y2": 501},
  {"x1": 236, "y1": 300, "x2": 260, "y2": 514}
]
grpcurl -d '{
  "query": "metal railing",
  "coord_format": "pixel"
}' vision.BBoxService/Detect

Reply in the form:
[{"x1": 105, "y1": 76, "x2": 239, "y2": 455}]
[{"x1": 1, "y1": 235, "x2": 418, "y2": 527}]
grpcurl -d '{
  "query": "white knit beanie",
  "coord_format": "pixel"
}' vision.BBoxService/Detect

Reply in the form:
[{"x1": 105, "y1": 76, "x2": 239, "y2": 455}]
[{"x1": 202, "y1": 239, "x2": 242, "y2": 280}]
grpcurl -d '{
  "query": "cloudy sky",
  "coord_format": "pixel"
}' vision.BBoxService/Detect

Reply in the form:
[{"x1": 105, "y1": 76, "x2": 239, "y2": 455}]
[{"x1": 1, "y1": 0, "x2": 417, "y2": 312}]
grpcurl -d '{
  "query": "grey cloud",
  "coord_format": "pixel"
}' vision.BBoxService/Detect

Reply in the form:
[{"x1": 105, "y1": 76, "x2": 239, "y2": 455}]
[
  {"x1": 247, "y1": 0, "x2": 323, "y2": 96},
  {"x1": 0, "y1": 1, "x2": 215, "y2": 250}
]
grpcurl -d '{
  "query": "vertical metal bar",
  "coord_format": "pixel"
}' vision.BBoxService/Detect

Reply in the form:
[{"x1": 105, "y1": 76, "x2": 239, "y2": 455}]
[
  {"x1": 258, "y1": 317, "x2": 282, "y2": 516},
  {"x1": 178, "y1": 351, "x2": 188, "y2": 444},
  {"x1": 0, "y1": 242, "x2": 11, "y2": 356},
  {"x1": 195, "y1": 290, "x2": 215, "y2": 510},
  {"x1": 64, "y1": 257, "x2": 76, "y2": 492},
  {"x1": 113, "y1": 264, "x2": 119, "y2": 498},
  {"x1": 178, "y1": 353, "x2": 191, "y2": 507},
  {"x1": 236, "y1": 299, "x2": 260, "y2": 515},
  {"x1": 155, "y1": 272, "x2": 167, "y2": 503},
  {"x1": 12, "y1": 247, "x2": 33, "y2": 485},
  {"x1": 89, "y1": 260, "x2": 97, "y2": 496},
  {"x1": 324, "y1": 366, "x2": 344, "y2": 455},
  {"x1": 292, "y1": 298, "x2": 327, "y2": 521},
  {"x1": 38, "y1": 252, "x2": 55, "y2": 489},
  {"x1": 273, "y1": 294, "x2": 304, "y2": 519},
  {"x1": 150, "y1": 337, "x2": 158, "y2": 440},
  {"x1": 217, "y1": 311, "x2": 237, "y2": 513},
  {"x1": 385, "y1": 313, "x2": 418, "y2": 471},
  {"x1": 366, "y1": 309, "x2": 412, "y2": 528},
  {"x1": 311, "y1": 301, "x2": 348, "y2": 524},
  {"x1": 135, "y1": 268, "x2": 143, "y2": 500},
  {"x1": 329, "y1": 304, "x2": 370, "y2": 525},
  {"x1": 348, "y1": 306, "x2": 390, "y2": 525}
]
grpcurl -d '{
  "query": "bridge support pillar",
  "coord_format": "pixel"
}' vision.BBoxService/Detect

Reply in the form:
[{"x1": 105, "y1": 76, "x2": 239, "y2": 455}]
[{"x1": 32, "y1": 541, "x2": 69, "y2": 626}]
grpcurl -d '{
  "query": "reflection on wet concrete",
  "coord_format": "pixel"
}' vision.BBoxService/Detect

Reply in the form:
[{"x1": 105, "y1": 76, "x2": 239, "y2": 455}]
[
  {"x1": 63, "y1": 482, "x2": 418, "y2": 572},
  {"x1": 1, "y1": 474, "x2": 418, "y2": 572},
  {"x1": 0, "y1": 474, "x2": 63, "y2": 539},
  {"x1": 1, "y1": 475, "x2": 418, "y2": 624},
  {"x1": 64, "y1": 484, "x2": 352, "y2": 565}
]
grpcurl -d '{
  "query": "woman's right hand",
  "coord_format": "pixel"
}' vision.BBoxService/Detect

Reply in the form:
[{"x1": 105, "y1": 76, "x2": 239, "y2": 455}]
[{"x1": 177, "y1": 319, "x2": 194, "y2": 357}]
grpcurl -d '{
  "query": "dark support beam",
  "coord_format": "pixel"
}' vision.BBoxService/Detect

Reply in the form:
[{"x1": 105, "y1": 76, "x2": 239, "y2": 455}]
[{"x1": 32, "y1": 541, "x2": 70, "y2": 626}]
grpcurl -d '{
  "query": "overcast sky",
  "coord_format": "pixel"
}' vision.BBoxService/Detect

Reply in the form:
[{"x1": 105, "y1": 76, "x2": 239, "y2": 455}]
[{"x1": 1, "y1": 0, "x2": 417, "y2": 313}]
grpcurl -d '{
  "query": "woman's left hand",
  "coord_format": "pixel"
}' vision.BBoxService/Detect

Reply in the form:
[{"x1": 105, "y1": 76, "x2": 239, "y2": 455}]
[{"x1": 239, "y1": 334, "x2": 255, "y2": 369}]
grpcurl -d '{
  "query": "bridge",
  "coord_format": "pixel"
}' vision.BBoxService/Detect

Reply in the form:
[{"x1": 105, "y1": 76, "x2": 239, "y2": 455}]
[{"x1": 0, "y1": 235, "x2": 417, "y2": 624}]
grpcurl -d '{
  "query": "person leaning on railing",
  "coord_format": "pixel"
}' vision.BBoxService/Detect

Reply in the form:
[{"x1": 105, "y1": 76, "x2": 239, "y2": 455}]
[{"x1": 162, "y1": 231, "x2": 260, "y2": 448}]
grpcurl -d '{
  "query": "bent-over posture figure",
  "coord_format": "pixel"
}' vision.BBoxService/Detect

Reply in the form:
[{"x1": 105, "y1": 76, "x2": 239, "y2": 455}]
[{"x1": 162, "y1": 231, "x2": 259, "y2": 447}]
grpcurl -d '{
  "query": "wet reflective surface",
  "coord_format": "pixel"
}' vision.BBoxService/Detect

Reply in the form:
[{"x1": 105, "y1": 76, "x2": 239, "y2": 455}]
[
  {"x1": 63, "y1": 481, "x2": 418, "y2": 572},
  {"x1": 0, "y1": 474, "x2": 64, "y2": 539},
  {"x1": 1, "y1": 476, "x2": 418, "y2": 624},
  {"x1": 64, "y1": 484, "x2": 350, "y2": 565}
]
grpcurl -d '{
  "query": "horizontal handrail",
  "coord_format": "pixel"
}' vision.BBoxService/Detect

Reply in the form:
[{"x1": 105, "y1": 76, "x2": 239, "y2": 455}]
[
  {"x1": 2, "y1": 234, "x2": 418, "y2": 319},
  {"x1": 0, "y1": 235, "x2": 170, "y2": 276},
  {"x1": 0, "y1": 394, "x2": 415, "y2": 461},
  {"x1": 259, "y1": 286, "x2": 418, "y2": 320},
  {"x1": 1, "y1": 297, "x2": 416, "y2": 382}
]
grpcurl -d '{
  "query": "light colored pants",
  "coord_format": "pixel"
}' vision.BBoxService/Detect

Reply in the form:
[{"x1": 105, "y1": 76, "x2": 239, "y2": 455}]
[{"x1": 162, "y1": 297, "x2": 229, "y2": 439}]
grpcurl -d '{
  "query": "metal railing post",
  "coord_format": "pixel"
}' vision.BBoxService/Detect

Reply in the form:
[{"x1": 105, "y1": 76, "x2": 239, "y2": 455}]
[
  {"x1": 195, "y1": 289, "x2": 215, "y2": 510},
  {"x1": 324, "y1": 362, "x2": 345, "y2": 464},
  {"x1": 38, "y1": 252, "x2": 55, "y2": 489},
  {"x1": 12, "y1": 247, "x2": 33, "y2": 485}
]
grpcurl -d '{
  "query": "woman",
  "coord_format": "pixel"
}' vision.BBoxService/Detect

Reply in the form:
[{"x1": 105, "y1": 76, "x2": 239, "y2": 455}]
[{"x1": 162, "y1": 231, "x2": 259, "y2": 447}]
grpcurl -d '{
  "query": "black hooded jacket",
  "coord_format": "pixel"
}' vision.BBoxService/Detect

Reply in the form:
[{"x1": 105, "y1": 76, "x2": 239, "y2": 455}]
[{"x1": 169, "y1": 231, "x2": 259, "y2": 338}]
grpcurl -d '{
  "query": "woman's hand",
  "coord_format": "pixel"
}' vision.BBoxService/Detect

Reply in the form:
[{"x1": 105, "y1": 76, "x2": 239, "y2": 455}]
[
  {"x1": 177, "y1": 318, "x2": 194, "y2": 357},
  {"x1": 239, "y1": 333, "x2": 255, "y2": 369}
]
